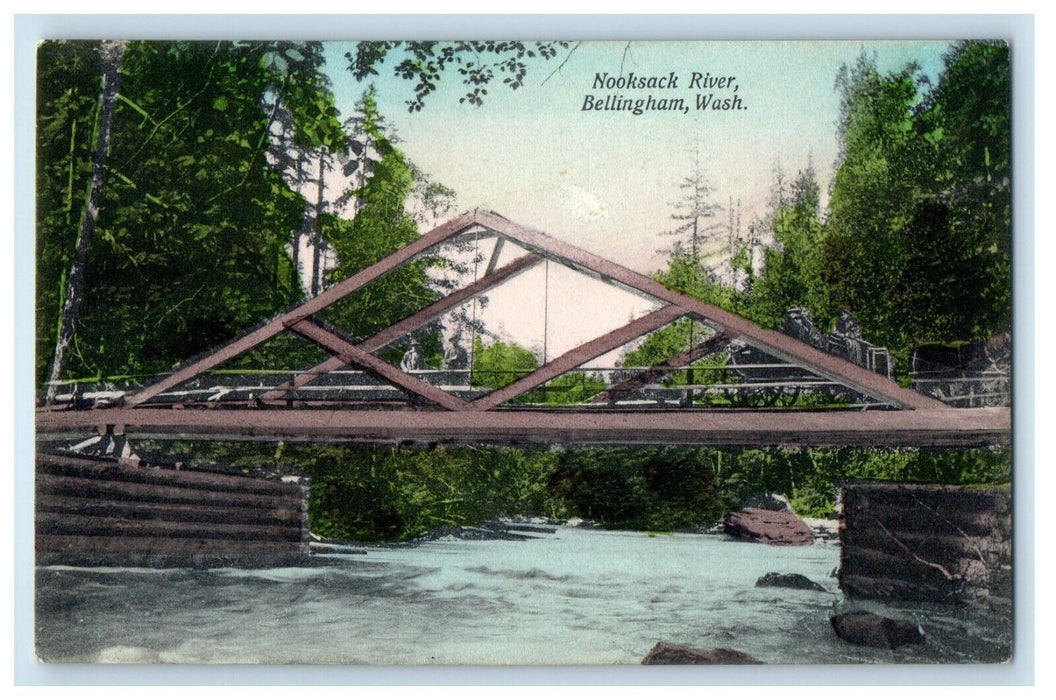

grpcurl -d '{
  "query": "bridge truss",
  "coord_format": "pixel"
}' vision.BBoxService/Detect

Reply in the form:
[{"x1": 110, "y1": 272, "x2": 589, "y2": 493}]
[{"x1": 36, "y1": 211, "x2": 1010, "y2": 448}]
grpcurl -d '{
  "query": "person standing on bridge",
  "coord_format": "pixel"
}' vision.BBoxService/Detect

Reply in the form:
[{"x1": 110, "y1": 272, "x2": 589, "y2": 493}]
[
  {"x1": 441, "y1": 333, "x2": 469, "y2": 371},
  {"x1": 401, "y1": 339, "x2": 424, "y2": 372}
]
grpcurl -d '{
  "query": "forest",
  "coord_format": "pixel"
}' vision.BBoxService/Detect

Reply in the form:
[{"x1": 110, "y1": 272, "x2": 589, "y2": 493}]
[{"x1": 36, "y1": 41, "x2": 1012, "y2": 540}]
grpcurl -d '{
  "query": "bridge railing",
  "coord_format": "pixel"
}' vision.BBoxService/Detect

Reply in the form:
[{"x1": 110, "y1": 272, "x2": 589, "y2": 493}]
[
  {"x1": 43, "y1": 361, "x2": 894, "y2": 411},
  {"x1": 909, "y1": 371, "x2": 1011, "y2": 408}
]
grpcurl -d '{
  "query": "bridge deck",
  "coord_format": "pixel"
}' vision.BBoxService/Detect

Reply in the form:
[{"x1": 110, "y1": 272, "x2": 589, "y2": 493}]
[{"x1": 36, "y1": 406, "x2": 1011, "y2": 448}]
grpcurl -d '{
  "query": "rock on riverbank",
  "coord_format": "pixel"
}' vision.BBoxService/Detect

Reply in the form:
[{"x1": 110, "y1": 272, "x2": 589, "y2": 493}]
[
  {"x1": 830, "y1": 611, "x2": 924, "y2": 650},
  {"x1": 642, "y1": 641, "x2": 764, "y2": 665},
  {"x1": 722, "y1": 507, "x2": 815, "y2": 546}
]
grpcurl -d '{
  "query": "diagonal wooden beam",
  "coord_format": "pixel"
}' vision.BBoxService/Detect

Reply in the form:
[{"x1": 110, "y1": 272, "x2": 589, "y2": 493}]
[
  {"x1": 257, "y1": 355, "x2": 349, "y2": 403},
  {"x1": 485, "y1": 236, "x2": 506, "y2": 276},
  {"x1": 124, "y1": 211, "x2": 484, "y2": 407},
  {"x1": 471, "y1": 305, "x2": 685, "y2": 411},
  {"x1": 124, "y1": 318, "x2": 291, "y2": 408},
  {"x1": 588, "y1": 331, "x2": 731, "y2": 403},
  {"x1": 282, "y1": 210, "x2": 484, "y2": 325},
  {"x1": 467, "y1": 210, "x2": 944, "y2": 411},
  {"x1": 356, "y1": 253, "x2": 541, "y2": 354},
  {"x1": 289, "y1": 320, "x2": 471, "y2": 412},
  {"x1": 259, "y1": 253, "x2": 542, "y2": 401}
]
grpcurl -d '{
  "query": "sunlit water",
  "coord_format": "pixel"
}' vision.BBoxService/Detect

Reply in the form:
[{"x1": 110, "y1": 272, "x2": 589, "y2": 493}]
[{"x1": 35, "y1": 528, "x2": 1010, "y2": 664}]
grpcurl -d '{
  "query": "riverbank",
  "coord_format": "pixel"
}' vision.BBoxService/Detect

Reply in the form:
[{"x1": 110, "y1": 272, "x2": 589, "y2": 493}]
[{"x1": 111, "y1": 440, "x2": 1011, "y2": 544}]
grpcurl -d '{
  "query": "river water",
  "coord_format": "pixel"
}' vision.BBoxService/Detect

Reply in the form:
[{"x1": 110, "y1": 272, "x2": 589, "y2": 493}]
[{"x1": 35, "y1": 527, "x2": 1010, "y2": 665}]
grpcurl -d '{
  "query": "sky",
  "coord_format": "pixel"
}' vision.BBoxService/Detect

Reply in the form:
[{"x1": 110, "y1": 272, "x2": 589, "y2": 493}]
[
  {"x1": 321, "y1": 40, "x2": 951, "y2": 273},
  {"x1": 315, "y1": 40, "x2": 954, "y2": 360}
]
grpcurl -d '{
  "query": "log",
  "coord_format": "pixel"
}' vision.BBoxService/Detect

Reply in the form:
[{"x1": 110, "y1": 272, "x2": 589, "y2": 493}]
[
  {"x1": 37, "y1": 494, "x2": 303, "y2": 527},
  {"x1": 841, "y1": 502, "x2": 1004, "y2": 538},
  {"x1": 839, "y1": 544, "x2": 965, "y2": 583},
  {"x1": 842, "y1": 484, "x2": 1009, "y2": 517},
  {"x1": 841, "y1": 526, "x2": 993, "y2": 561},
  {"x1": 35, "y1": 453, "x2": 311, "y2": 567},
  {"x1": 35, "y1": 534, "x2": 305, "y2": 556},
  {"x1": 36, "y1": 473, "x2": 299, "y2": 510},
  {"x1": 38, "y1": 454, "x2": 298, "y2": 496},
  {"x1": 838, "y1": 483, "x2": 1012, "y2": 603},
  {"x1": 839, "y1": 574, "x2": 960, "y2": 603},
  {"x1": 36, "y1": 512, "x2": 303, "y2": 542},
  {"x1": 35, "y1": 550, "x2": 311, "y2": 568}
]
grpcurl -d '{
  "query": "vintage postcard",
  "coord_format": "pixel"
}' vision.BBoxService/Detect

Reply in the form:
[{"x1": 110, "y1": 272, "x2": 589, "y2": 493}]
[{"x1": 33, "y1": 38, "x2": 1013, "y2": 666}]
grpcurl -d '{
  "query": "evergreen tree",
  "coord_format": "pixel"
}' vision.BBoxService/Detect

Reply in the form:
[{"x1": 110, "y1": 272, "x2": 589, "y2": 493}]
[
  {"x1": 35, "y1": 41, "x2": 345, "y2": 383},
  {"x1": 823, "y1": 43, "x2": 1011, "y2": 359},
  {"x1": 320, "y1": 90, "x2": 442, "y2": 361},
  {"x1": 822, "y1": 56, "x2": 921, "y2": 352},
  {"x1": 659, "y1": 149, "x2": 722, "y2": 272},
  {"x1": 748, "y1": 164, "x2": 832, "y2": 330},
  {"x1": 908, "y1": 41, "x2": 1011, "y2": 341}
]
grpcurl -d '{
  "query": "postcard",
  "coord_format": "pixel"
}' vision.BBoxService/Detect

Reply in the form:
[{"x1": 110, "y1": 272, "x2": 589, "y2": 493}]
[{"x1": 33, "y1": 38, "x2": 1013, "y2": 666}]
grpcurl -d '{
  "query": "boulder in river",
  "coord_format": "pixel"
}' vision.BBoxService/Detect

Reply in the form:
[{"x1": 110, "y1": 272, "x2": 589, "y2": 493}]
[
  {"x1": 755, "y1": 572, "x2": 826, "y2": 592},
  {"x1": 830, "y1": 611, "x2": 924, "y2": 650},
  {"x1": 722, "y1": 507, "x2": 815, "y2": 546},
  {"x1": 641, "y1": 641, "x2": 763, "y2": 665}
]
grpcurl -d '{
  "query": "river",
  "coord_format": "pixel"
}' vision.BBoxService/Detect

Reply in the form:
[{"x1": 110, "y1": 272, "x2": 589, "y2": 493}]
[{"x1": 34, "y1": 527, "x2": 1010, "y2": 665}]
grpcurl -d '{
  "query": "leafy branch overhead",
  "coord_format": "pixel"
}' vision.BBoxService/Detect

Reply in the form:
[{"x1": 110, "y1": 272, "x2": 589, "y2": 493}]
[{"x1": 347, "y1": 41, "x2": 572, "y2": 111}]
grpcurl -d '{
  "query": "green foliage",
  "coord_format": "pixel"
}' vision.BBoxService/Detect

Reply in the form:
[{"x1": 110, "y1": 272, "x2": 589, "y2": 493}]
[
  {"x1": 897, "y1": 201, "x2": 993, "y2": 345},
  {"x1": 348, "y1": 41, "x2": 572, "y2": 111},
  {"x1": 129, "y1": 439, "x2": 1011, "y2": 542},
  {"x1": 516, "y1": 371, "x2": 607, "y2": 405},
  {"x1": 731, "y1": 246, "x2": 752, "y2": 276},
  {"x1": 290, "y1": 445, "x2": 562, "y2": 541},
  {"x1": 36, "y1": 41, "x2": 346, "y2": 383},
  {"x1": 747, "y1": 165, "x2": 833, "y2": 330},
  {"x1": 36, "y1": 41, "x2": 106, "y2": 382},
  {"x1": 321, "y1": 91, "x2": 440, "y2": 341},
  {"x1": 220, "y1": 332, "x2": 334, "y2": 372},
  {"x1": 909, "y1": 42, "x2": 1011, "y2": 342},
  {"x1": 655, "y1": 252, "x2": 740, "y2": 312},
  {"x1": 269, "y1": 42, "x2": 346, "y2": 150},
  {"x1": 790, "y1": 485, "x2": 838, "y2": 519},
  {"x1": 646, "y1": 43, "x2": 1010, "y2": 369},
  {"x1": 623, "y1": 318, "x2": 701, "y2": 368},
  {"x1": 823, "y1": 58, "x2": 920, "y2": 351},
  {"x1": 621, "y1": 318, "x2": 730, "y2": 387},
  {"x1": 626, "y1": 260, "x2": 739, "y2": 393},
  {"x1": 548, "y1": 452, "x2": 646, "y2": 526},
  {"x1": 308, "y1": 451, "x2": 404, "y2": 541},
  {"x1": 471, "y1": 336, "x2": 538, "y2": 389},
  {"x1": 820, "y1": 43, "x2": 1010, "y2": 362}
]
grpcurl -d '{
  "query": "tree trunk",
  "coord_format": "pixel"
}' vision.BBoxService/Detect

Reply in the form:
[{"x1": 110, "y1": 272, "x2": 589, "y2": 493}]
[
  {"x1": 310, "y1": 147, "x2": 326, "y2": 296},
  {"x1": 45, "y1": 40, "x2": 126, "y2": 402}
]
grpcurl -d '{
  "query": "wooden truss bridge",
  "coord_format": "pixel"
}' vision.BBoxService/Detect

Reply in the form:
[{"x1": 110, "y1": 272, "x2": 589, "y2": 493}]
[{"x1": 36, "y1": 211, "x2": 1011, "y2": 448}]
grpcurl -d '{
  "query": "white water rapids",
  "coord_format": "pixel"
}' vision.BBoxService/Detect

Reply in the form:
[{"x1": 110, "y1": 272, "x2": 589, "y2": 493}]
[{"x1": 35, "y1": 527, "x2": 1010, "y2": 664}]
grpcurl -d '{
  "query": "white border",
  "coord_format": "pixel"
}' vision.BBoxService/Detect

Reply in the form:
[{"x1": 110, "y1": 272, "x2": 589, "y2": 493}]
[{"x1": 8, "y1": 13, "x2": 1038, "y2": 688}]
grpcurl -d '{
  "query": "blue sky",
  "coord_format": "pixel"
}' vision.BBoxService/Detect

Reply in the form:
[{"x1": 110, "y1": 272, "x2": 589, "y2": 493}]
[{"x1": 321, "y1": 40, "x2": 952, "y2": 274}]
